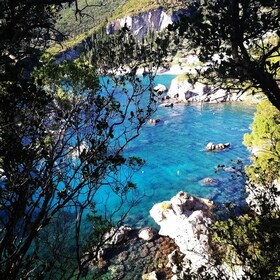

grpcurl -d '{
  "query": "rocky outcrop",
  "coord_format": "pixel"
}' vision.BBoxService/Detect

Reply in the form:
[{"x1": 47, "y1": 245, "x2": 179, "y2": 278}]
[
  {"x1": 154, "y1": 83, "x2": 167, "y2": 93},
  {"x1": 138, "y1": 227, "x2": 157, "y2": 241},
  {"x1": 107, "y1": 9, "x2": 188, "y2": 40},
  {"x1": 55, "y1": 38, "x2": 92, "y2": 63},
  {"x1": 107, "y1": 9, "x2": 171, "y2": 39},
  {"x1": 87, "y1": 229, "x2": 178, "y2": 279},
  {"x1": 206, "y1": 142, "x2": 230, "y2": 151},
  {"x1": 165, "y1": 76, "x2": 261, "y2": 104},
  {"x1": 150, "y1": 191, "x2": 215, "y2": 273},
  {"x1": 103, "y1": 225, "x2": 132, "y2": 245},
  {"x1": 56, "y1": 8, "x2": 188, "y2": 63},
  {"x1": 246, "y1": 180, "x2": 280, "y2": 214}
]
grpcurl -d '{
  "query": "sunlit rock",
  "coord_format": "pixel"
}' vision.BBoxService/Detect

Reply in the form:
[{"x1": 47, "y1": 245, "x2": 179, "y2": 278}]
[
  {"x1": 103, "y1": 225, "x2": 132, "y2": 245},
  {"x1": 206, "y1": 142, "x2": 230, "y2": 151},
  {"x1": 150, "y1": 191, "x2": 214, "y2": 273},
  {"x1": 138, "y1": 227, "x2": 157, "y2": 241},
  {"x1": 154, "y1": 84, "x2": 167, "y2": 93},
  {"x1": 142, "y1": 271, "x2": 158, "y2": 280}
]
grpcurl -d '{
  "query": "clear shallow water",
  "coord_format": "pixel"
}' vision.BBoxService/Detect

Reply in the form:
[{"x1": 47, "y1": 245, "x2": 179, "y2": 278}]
[{"x1": 95, "y1": 75, "x2": 256, "y2": 227}]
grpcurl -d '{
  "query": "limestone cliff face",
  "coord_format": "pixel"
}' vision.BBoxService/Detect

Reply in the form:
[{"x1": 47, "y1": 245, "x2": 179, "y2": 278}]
[
  {"x1": 56, "y1": 8, "x2": 188, "y2": 62},
  {"x1": 107, "y1": 8, "x2": 189, "y2": 40},
  {"x1": 107, "y1": 8, "x2": 172, "y2": 40}
]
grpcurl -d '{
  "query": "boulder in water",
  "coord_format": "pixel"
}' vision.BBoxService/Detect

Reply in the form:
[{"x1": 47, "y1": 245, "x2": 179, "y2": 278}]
[
  {"x1": 148, "y1": 118, "x2": 161, "y2": 125},
  {"x1": 206, "y1": 142, "x2": 230, "y2": 151},
  {"x1": 154, "y1": 84, "x2": 167, "y2": 93}
]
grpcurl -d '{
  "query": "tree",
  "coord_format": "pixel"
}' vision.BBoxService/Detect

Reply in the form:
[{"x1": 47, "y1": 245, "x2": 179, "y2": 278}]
[
  {"x1": 166, "y1": 2, "x2": 280, "y2": 275},
  {"x1": 243, "y1": 100, "x2": 280, "y2": 185},
  {"x1": 210, "y1": 101, "x2": 280, "y2": 279},
  {"x1": 199, "y1": 101, "x2": 280, "y2": 280},
  {"x1": 211, "y1": 212, "x2": 280, "y2": 280},
  {"x1": 0, "y1": 1, "x2": 166, "y2": 279},
  {"x1": 0, "y1": 0, "x2": 104, "y2": 82},
  {"x1": 170, "y1": 0, "x2": 280, "y2": 109}
]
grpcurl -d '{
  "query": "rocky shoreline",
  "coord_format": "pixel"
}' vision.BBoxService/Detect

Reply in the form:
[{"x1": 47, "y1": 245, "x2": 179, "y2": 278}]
[
  {"x1": 87, "y1": 71, "x2": 260, "y2": 279},
  {"x1": 89, "y1": 229, "x2": 178, "y2": 279},
  {"x1": 89, "y1": 192, "x2": 221, "y2": 280},
  {"x1": 155, "y1": 74, "x2": 265, "y2": 106}
]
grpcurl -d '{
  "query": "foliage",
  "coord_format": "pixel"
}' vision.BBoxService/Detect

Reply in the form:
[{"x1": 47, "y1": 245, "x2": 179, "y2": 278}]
[
  {"x1": 87, "y1": 23, "x2": 171, "y2": 77},
  {"x1": 53, "y1": 0, "x2": 159, "y2": 55},
  {"x1": 55, "y1": 0, "x2": 128, "y2": 37},
  {"x1": 0, "y1": 0, "x2": 104, "y2": 82},
  {"x1": 112, "y1": 0, "x2": 160, "y2": 19},
  {"x1": 207, "y1": 100, "x2": 280, "y2": 280},
  {"x1": 0, "y1": 51, "x2": 160, "y2": 278},
  {"x1": 170, "y1": 0, "x2": 280, "y2": 109},
  {"x1": 51, "y1": 0, "x2": 187, "y2": 56},
  {"x1": 171, "y1": 3, "x2": 280, "y2": 277},
  {"x1": 0, "y1": 1, "x2": 165, "y2": 279},
  {"x1": 243, "y1": 100, "x2": 280, "y2": 184},
  {"x1": 55, "y1": 0, "x2": 186, "y2": 38},
  {"x1": 212, "y1": 213, "x2": 280, "y2": 279}
]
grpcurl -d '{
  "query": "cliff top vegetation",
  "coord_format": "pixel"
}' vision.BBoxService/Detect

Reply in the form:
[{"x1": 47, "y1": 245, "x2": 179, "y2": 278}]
[{"x1": 51, "y1": 0, "x2": 186, "y2": 54}]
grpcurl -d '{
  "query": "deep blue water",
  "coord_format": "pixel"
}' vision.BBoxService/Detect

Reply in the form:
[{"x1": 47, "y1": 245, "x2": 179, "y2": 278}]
[{"x1": 95, "y1": 75, "x2": 256, "y2": 227}]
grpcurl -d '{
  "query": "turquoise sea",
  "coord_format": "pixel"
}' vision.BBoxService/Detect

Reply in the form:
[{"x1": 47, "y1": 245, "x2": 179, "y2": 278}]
[{"x1": 95, "y1": 75, "x2": 256, "y2": 227}]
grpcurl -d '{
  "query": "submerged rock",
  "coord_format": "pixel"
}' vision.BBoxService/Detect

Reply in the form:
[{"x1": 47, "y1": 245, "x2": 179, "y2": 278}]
[{"x1": 199, "y1": 177, "x2": 220, "y2": 187}]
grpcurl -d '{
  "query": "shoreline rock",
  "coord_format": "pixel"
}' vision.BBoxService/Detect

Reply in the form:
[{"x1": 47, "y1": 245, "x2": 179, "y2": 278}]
[
  {"x1": 138, "y1": 227, "x2": 157, "y2": 241},
  {"x1": 103, "y1": 225, "x2": 132, "y2": 245},
  {"x1": 88, "y1": 228, "x2": 178, "y2": 280},
  {"x1": 154, "y1": 84, "x2": 167, "y2": 93},
  {"x1": 206, "y1": 142, "x2": 230, "y2": 151},
  {"x1": 150, "y1": 191, "x2": 215, "y2": 274},
  {"x1": 163, "y1": 76, "x2": 265, "y2": 105}
]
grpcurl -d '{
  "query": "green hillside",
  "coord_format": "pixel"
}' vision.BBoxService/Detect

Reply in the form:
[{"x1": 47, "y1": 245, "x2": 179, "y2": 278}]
[
  {"x1": 52, "y1": 0, "x2": 183, "y2": 54},
  {"x1": 56, "y1": 0, "x2": 128, "y2": 37},
  {"x1": 56, "y1": 0, "x2": 175, "y2": 37}
]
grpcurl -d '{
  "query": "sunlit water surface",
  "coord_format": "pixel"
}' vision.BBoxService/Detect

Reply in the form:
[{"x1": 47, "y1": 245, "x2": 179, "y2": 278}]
[{"x1": 95, "y1": 75, "x2": 256, "y2": 227}]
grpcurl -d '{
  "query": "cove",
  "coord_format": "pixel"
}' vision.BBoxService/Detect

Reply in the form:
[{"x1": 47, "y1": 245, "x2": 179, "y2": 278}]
[{"x1": 95, "y1": 75, "x2": 256, "y2": 227}]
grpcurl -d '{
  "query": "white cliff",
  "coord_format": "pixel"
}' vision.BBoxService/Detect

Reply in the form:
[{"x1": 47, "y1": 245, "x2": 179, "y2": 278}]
[
  {"x1": 107, "y1": 8, "x2": 173, "y2": 40},
  {"x1": 150, "y1": 191, "x2": 214, "y2": 273}
]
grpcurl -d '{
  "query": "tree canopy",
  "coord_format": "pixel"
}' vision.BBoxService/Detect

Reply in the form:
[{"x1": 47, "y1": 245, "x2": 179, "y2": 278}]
[
  {"x1": 0, "y1": 1, "x2": 166, "y2": 279},
  {"x1": 170, "y1": 0, "x2": 280, "y2": 109},
  {"x1": 210, "y1": 101, "x2": 280, "y2": 280},
  {"x1": 1, "y1": 0, "x2": 280, "y2": 278},
  {"x1": 244, "y1": 100, "x2": 280, "y2": 185}
]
